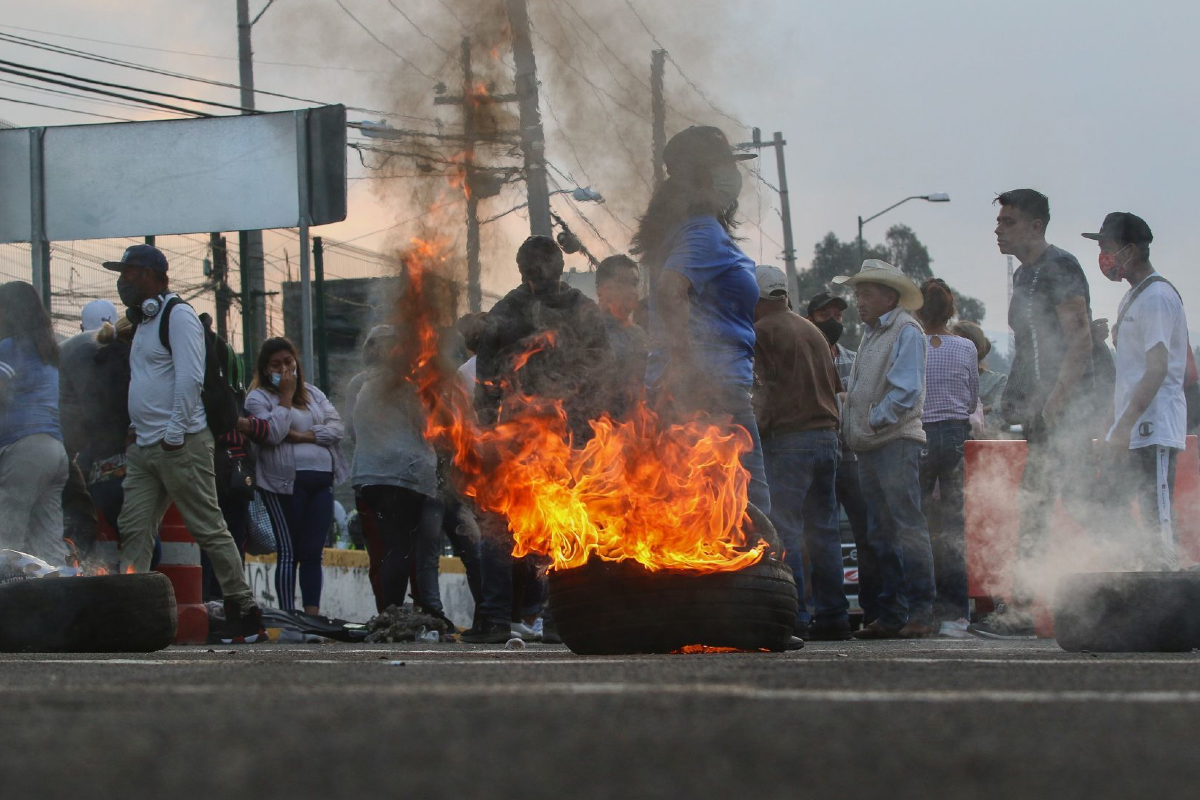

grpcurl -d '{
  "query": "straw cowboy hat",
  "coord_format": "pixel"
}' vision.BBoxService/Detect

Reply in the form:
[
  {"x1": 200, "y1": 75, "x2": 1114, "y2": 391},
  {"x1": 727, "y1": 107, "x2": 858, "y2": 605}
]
[{"x1": 831, "y1": 259, "x2": 924, "y2": 311}]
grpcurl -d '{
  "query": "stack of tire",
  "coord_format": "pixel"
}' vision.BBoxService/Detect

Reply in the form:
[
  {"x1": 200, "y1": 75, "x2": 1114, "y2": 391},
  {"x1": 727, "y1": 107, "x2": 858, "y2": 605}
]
[{"x1": 0, "y1": 572, "x2": 178, "y2": 653}]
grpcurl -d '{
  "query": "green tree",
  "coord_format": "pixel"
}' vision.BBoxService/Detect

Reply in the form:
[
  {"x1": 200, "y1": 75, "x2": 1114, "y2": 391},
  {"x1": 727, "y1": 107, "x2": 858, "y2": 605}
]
[{"x1": 795, "y1": 224, "x2": 986, "y2": 348}]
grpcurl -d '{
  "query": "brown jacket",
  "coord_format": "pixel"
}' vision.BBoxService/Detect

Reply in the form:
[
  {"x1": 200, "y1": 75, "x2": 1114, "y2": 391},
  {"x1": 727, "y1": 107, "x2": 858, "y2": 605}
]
[{"x1": 753, "y1": 309, "x2": 840, "y2": 435}]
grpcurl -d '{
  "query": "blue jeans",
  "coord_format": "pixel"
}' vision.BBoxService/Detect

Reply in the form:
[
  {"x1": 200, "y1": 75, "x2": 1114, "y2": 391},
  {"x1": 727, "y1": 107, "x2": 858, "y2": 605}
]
[
  {"x1": 414, "y1": 497, "x2": 483, "y2": 613},
  {"x1": 857, "y1": 439, "x2": 935, "y2": 628},
  {"x1": 836, "y1": 456, "x2": 880, "y2": 624},
  {"x1": 717, "y1": 387, "x2": 771, "y2": 516},
  {"x1": 762, "y1": 430, "x2": 847, "y2": 627},
  {"x1": 920, "y1": 420, "x2": 970, "y2": 622}
]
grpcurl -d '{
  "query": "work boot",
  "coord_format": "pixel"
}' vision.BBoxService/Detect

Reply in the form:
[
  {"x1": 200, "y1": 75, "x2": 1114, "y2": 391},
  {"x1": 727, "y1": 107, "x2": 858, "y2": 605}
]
[
  {"x1": 808, "y1": 618, "x2": 854, "y2": 641},
  {"x1": 852, "y1": 620, "x2": 902, "y2": 640},
  {"x1": 461, "y1": 617, "x2": 512, "y2": 644},
  {"x1": 897, "y1": 621, "x2": 936, "y2": 639},
  {"x1": 208, "y1": 603, "x2": 268, "y2": 644}
]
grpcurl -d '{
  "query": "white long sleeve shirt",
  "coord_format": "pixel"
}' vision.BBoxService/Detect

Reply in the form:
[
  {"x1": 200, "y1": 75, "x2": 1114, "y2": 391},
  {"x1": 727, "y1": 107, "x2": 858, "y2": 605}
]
[{"x1": 129, "y1": 295, "x2": 207, "y2": 447}]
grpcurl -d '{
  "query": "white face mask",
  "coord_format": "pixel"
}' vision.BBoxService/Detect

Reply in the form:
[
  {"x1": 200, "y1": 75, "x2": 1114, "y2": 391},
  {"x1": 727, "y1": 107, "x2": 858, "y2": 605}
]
[{"x1": 711, "y1": 162, "x2": 743, "y2": 210}]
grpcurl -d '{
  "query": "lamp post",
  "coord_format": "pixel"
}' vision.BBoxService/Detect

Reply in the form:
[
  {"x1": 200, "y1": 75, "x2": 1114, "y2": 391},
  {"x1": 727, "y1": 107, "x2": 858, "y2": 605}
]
[{"x1": 857, "y1": 193, "x2": 950, "y2": 264}]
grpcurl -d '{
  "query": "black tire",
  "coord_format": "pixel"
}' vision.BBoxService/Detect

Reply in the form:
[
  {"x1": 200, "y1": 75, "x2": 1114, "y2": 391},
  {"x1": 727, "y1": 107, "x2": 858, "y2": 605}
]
[
  {"x1": 1054, "y1": 571, "x2": 1200, "y2": 653},
  {"x1": 548, "y1": 556, "x2": 798, "y2": 655},
  {"x1": 0, "y1": 573, "x2": 177, "y2": 653},
  {"x1": 743, "y1": 502, "x2": 781, "y2": 555}
]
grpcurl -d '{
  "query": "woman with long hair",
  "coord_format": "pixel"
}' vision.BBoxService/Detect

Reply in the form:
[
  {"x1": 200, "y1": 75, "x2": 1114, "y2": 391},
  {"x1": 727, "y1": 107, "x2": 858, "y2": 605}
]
[
  {"x1": 0, "y1": 281, "x2": 70, "y2": 563},
  {"x1": 915, "y1": 278, "x2": 979, "y2": 637},
  {"x1": 245, "y1": 337, "x2": 347, "y2": 614},
  {"x1": 632, "y1": 125, "x2": 770, "y2": 514}
]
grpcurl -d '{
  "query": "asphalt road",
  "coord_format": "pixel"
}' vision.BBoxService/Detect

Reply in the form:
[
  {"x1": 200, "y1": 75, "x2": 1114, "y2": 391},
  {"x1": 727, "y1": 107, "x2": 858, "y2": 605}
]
[{"x1": 3, "y1": 638, "x2": 1199, "y2": 800}]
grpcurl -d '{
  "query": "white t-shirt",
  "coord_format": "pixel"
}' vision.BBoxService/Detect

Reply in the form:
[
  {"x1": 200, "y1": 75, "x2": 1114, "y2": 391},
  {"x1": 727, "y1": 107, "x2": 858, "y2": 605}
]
[
  {"x1": 1108, "y1": 273, "x2": 1189, "y2": 450},
  {"x1": 458, "y1": 355, "x2": 477, "y2": 393}
]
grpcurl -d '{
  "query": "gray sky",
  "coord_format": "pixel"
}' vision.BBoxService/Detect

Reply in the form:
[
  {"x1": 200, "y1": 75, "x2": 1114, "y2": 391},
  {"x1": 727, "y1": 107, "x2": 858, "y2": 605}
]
[{"x1": 3, "y1": 0, "x2": 1197, "y2": 332}]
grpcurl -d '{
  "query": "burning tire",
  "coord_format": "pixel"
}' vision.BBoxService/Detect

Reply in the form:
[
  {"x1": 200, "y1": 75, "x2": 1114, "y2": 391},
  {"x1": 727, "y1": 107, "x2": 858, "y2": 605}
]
[
  {"x1": 1054, "y1": 571, "x2": 1200, "y2": 653},
  {"x1": 549, "y1": 555, "x2": 799, "y2": 655},
  {"x1": 0, "y1": 573, "x2": 177, "y2": 653}
]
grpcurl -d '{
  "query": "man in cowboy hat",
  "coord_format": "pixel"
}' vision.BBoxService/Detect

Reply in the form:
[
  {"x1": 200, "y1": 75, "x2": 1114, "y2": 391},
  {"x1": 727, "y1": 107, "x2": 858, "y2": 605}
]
[{"x1": 833, "y1": 260, "x2": 936, "y2": 639}]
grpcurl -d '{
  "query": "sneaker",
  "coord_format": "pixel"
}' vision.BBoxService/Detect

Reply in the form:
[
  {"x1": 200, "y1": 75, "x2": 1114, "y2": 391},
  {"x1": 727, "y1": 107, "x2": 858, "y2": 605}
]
[
  {"x1": 793, "y1": 621, "x2": 812, "y2": 641},
  {"x1": 531, "y1": 617, "x2": 545, "y2": 640},
  {"x1": 808, "y1": 618, "x2": 853, "y2": 642},
  {"x1": 969, "y1": 603, "x2": 1036, "y2": 639},
  {"x1": 511, "y1": 621, "x2": 539, "y2": 641},
  {"x1": 938, "y1": 618, "x2": 972, "y2": 638},
  {"x1": 852, "y1": 620, "x2": 903, "y2": 640},
  {"x1": 461, "y1": 618, "x2": 512, "y2": 644},
  {"x1": 207, "y1": 604, "x2": 268, "y2": 644}
]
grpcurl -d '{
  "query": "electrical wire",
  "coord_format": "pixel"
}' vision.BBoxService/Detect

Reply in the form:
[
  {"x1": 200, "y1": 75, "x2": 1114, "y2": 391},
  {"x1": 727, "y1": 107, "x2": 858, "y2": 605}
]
[
  {"x1": 435, "y1": 0, "x2": 470, "y2": 32},
  {"x1": 0, "y1": 28, "x2": 441, "y2": 125},
  {"x1": 0, "y1": 94, "x2": 132, "y2": 121},
  {"x1": 386, "y1": 1, "x2": 454, "y2": 59},
  {"x1": 333, "y1": 0, "x2": 439, "y2": 83},
  {"x1": 0, "y1": 76, "x2": 192, "y2": 116},
  {"x1": 0, "y1": 63, "x2": 208, "y2": 117}
]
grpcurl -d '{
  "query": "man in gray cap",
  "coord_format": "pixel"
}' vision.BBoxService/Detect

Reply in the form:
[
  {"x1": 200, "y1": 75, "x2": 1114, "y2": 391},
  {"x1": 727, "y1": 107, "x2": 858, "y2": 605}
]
[
  {"x1": 834, "y1": 260, "x2": 935, "y2": 639},
  {"x1": 753, "y1": 265, "x2": 849, "y2": 640},
  {"x1": 1084, "y1": 212, "x2": 1188, "y2": 569}
]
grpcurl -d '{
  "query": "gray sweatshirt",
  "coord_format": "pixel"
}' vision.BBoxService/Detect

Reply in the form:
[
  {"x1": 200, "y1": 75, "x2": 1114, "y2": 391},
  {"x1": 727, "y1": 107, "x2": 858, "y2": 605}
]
[{"x1": 348, "y1": 374, "x2": 437, "y2": 497}]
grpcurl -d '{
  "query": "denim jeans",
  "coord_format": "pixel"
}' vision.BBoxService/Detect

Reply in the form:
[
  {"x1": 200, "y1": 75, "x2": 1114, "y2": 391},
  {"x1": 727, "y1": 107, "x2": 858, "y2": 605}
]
[
  {"x1": 857, "y1": 439, "x2": 936, "y2": 628},
  {"x1": 414, "y1": 497, "x2": 483, "y2": 613},
  {"x1": 358, "y1": 485, "x2": 428, "y2": 610},
  {"x1": 717, "y1": 386, "x2": 771, "y2": 516},
  {"x1": 920, "y1": 420, "x2": 970, "y2": 622},
  {"x1": 476, "y1": 511, "x2": 544, "y2": 625},
  {"x1": 836, "y1": 456, "x2": 879, "y2": 624},
  {"x1": 761, "y1": 430, "x2": 848, "y2": 626}
]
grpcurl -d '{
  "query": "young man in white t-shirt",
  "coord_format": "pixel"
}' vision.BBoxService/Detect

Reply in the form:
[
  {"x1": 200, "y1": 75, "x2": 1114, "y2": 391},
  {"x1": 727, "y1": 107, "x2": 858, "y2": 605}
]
[{"x1": 1084, "y1": 212, "x2": 1188, "y2": 569}]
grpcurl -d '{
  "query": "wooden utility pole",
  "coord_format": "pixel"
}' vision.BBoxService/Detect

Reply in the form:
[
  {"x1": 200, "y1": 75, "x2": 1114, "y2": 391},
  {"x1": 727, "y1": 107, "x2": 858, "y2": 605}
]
[
  {"x1": 210, "y1": 232, "x2": 230, "y2": 341},
  {"x1": 651, "y1": 49, "x2": 666, "y2": 188},
  {"x1": 461, "y1": 38, "x2": 482, "y2": 313},
  {"x1": 505, "y1": 0, "x2": 552, "y2": 237},
  {"x1": 236, "y1": 0, "x2": 266, "y2": 359}
]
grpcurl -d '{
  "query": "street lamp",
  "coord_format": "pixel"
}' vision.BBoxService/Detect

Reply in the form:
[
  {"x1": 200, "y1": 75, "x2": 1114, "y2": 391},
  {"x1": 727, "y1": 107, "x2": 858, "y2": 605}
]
[{"x1": 857, "y1": 193, "x2": 950, "y2": 264}]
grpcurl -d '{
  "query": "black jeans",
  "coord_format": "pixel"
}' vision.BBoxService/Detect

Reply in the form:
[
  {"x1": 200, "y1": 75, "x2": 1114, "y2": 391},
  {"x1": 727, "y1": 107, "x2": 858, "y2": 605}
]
[
  {"x1": 920, "y1": 420, "x2": 970, "y2": 622},
  {"x1": 414, "y1": 497, "x2": 483, "y2": 613},
  {"x1": 359, "y1": 485, "x2": 428, "y2": 610},
  {"x1": 836, "y1": 456, "x2": 879, "y2": 624}
]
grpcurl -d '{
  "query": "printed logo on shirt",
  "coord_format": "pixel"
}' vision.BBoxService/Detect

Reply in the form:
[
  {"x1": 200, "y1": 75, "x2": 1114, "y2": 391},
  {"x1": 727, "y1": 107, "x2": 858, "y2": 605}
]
[{"x1": 1139, "y1": 421, "x2": 1154, "y2": 438}]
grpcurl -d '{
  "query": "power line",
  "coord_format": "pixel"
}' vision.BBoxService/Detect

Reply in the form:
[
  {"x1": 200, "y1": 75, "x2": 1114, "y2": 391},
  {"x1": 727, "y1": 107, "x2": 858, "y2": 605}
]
[
  {"x1": 620, "y1": 0, "x2": 748, "y2": 132},
  {"x1": 333, "y1": 0, "x2": 439, "y2": 83},
  {"x1": 435, "y1": 0, "x2": 470, "y2": 32},
  {"x1": 386, "y1": 1, "x2": 454, "y2": 58},
  {"x1": 0, "y1": 95, "x2": 132, "y2": 121},
  {"x1": 0, "y1": 76, "x2": 192, "y2": 116},
  {"x1": 0, "y1": 23, "x2": 386, "y2": 73},
  {"x1": 0, "y1": 27, "x2": 441, "y2": 126},
  {"x1": 0, "y1": 55, "x2": 252, "y2": 114},
  {"x1": 0, "y1": 62, "x2": 209, "y2": 117}
]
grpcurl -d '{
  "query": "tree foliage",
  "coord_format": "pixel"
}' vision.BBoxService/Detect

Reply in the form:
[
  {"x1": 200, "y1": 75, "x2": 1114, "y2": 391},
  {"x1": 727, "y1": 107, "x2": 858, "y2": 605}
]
[{"x1": 795, "y1": 224, "x2": 986, "y2": 348}]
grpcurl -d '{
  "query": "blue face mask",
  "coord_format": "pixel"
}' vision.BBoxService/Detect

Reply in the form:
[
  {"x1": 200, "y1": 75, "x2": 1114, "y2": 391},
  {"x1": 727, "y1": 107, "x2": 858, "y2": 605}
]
[{"x1": 270, "y1": 372, "x2": 282, "y2": 388}]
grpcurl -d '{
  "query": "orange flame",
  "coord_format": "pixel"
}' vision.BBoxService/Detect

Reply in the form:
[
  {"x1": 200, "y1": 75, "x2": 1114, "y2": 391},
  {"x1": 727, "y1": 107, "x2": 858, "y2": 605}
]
[{"x1": 398, "y1": 241, "x2": 765, "y2": 575}]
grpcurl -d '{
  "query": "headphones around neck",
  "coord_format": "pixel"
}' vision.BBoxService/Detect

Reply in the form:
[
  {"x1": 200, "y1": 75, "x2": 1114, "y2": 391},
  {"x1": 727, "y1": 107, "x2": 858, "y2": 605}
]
[{"x1": 126, "y1": 294, "x2": 167, "y2": 325}]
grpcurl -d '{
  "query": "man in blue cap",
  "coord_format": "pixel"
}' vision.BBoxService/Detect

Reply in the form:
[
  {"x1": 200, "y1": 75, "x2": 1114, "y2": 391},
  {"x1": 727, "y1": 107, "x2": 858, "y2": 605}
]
[{"x1": 104, "y1": 244, "x2": 265, "y2": 644}]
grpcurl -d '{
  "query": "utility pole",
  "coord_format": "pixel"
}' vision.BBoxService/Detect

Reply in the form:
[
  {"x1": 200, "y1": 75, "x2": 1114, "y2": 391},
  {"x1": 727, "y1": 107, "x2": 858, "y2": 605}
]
[
  {"x1": 505, "y1": 0, "x2": 552, "y2": 237},
  {"x1": 236, "y1": 0, "x2": 266, "y2": 359},
  {"x1": 313, "y1": 236, "x2": 329, "y2": 394},
  {"x1": 461, "y1": 38, "x2": 482, "y2": 313},
  {"x1": 735, "y1": 128, "x2": 799, "y2": 298},
  {"x1": 210, "y1": 232, "x2": 230, "y2": 341},
  {"x1": 650, "y1": 49, "x2": 666, "y2": 188}
]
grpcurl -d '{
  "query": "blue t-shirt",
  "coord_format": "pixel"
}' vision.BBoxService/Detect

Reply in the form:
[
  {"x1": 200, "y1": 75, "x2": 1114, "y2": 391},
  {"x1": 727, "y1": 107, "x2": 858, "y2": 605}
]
[
  {"x1": 0, "y1": 336, "x2": 61, "y2": 449},
  {"x1": 646, "y1": 216, "x2": 758, "y2": 387}
]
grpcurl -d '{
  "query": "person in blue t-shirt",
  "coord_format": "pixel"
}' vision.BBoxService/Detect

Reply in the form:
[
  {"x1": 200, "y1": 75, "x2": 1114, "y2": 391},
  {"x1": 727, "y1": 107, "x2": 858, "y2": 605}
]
[
  {"x1": 633, "y1": 125, "x2": 770, "y2": 515},
  {"x1": 0, "y1": 281, "x2": 69, "y2": 564}
]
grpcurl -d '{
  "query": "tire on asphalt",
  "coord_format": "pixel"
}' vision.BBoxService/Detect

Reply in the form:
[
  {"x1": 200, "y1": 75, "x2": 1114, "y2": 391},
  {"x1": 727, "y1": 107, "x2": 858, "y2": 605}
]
[
  {"x1": 548, "y1": 555, "x2": 798, "y2": 655},
  {"x1": 1054, "y1": 571, "x2": 1200, "y2": 653},
  {"x1": 0, "y1": 572, "x2": 177, "y2": 653}
]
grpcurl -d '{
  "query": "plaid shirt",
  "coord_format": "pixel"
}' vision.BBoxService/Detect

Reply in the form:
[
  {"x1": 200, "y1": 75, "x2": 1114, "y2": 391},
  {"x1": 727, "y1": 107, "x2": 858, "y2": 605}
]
[
  {"x1": 922, "y1": 334, "x2": 979, "y2": 423},
  {"x1": 833, "y1": 344, "x2": 856, "y2": 459}
]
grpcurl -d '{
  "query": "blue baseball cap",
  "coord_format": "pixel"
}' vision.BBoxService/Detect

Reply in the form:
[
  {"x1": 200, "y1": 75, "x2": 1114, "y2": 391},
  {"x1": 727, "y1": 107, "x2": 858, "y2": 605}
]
[{"x1": 103, "y1": 244, "x2": 169, "y2": 273}]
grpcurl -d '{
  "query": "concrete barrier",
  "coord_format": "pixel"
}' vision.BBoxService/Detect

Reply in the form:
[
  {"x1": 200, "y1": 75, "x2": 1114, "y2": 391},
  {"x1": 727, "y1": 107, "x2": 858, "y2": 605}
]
[{"x1": 244, "y1": 550, "x2": 475, "y2": 628}]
